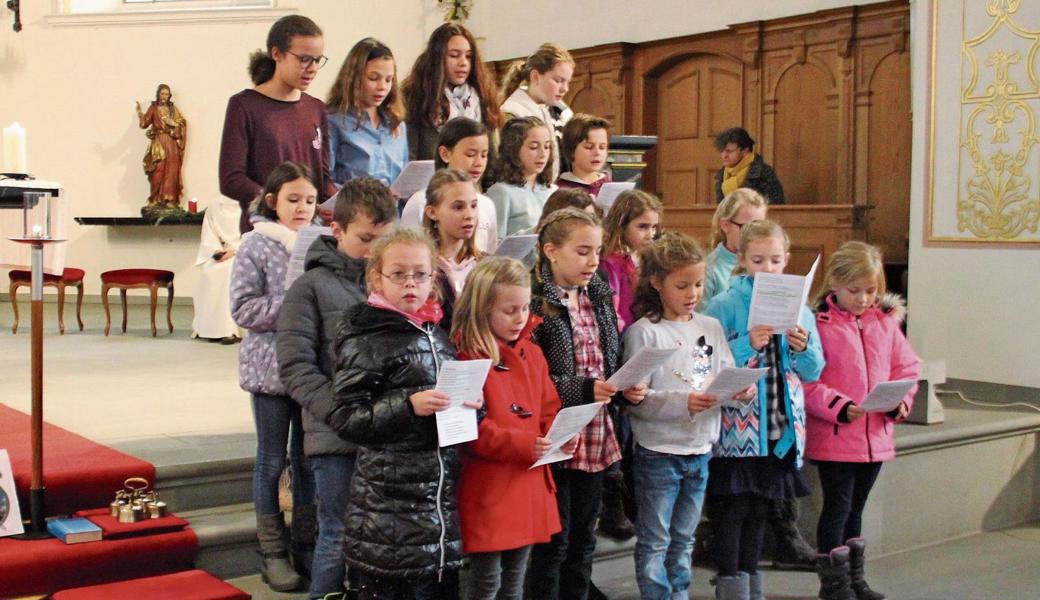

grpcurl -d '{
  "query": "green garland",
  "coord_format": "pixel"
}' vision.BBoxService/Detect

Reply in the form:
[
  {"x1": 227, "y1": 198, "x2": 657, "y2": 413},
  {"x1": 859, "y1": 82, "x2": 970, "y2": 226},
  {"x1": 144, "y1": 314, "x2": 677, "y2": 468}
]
[{"x1": 438, "y1": 0, "x2": 472, "y2": 23}]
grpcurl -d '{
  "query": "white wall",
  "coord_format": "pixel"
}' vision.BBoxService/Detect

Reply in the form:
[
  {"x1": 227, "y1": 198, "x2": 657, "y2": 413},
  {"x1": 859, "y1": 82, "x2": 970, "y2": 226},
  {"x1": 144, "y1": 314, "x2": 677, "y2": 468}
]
[
  {"x1": 905, "y1": 0, "x2": 1037, "y2": 388},
  {"x1": 0, "y1": 1, "x2": 443, "y2": 296}
]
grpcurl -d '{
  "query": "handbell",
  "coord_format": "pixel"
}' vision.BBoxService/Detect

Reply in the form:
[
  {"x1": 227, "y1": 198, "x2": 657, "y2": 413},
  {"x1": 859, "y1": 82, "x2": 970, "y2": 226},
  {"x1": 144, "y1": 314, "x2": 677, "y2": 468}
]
[
  {"x1": 118, "y1": 504, "x2": 135, "y2": 523},
  {"x1": 148, "y1": 501, "x2": 167, "y2": 519}
]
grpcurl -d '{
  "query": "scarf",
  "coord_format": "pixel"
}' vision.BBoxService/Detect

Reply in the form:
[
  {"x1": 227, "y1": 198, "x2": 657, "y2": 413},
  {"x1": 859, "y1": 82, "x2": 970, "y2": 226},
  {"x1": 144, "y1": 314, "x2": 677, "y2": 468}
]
[
  {"x1": 367, "y1": 291, "x2": 444, "y2": 327},
  {"x1": 250, "y1": 221, "x2": 297, "y2": 252},
  {"x1": 437, "y1": 254, "x2": 477, "y2": 297},
  {"x1": 445, "y1": 83, "x2": 482, "y2": 123},
  {"x1": 721, "y1": 151, "x2": 756, "y2": 198}
]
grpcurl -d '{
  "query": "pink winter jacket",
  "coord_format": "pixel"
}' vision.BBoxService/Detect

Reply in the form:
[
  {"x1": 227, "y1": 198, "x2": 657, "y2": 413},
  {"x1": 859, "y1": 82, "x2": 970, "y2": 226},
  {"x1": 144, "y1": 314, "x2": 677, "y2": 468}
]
[{"x1": 804, "y1": 294, "x2": 921, "y2": 463}]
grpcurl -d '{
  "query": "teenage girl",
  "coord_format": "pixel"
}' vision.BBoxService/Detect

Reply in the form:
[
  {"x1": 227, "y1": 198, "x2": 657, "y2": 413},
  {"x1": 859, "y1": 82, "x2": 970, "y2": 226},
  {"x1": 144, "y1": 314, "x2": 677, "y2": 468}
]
[
  {"x1": 703, "y1": 219, "x2": 825, "y2": 600},
  {"x1": 700, "y1": 188, "x2": 768, "y2": 309},
  {"x1": 487, "y1": 117, "x2": 556, "y2": 239},
  {"x1": 325, "y1": 38, "x2": 408, "y2": 188},
  {"x1": 600, "y1": 190, "x2": 663, "y2": 332},
  {"x1": 452, "y1": 257, "x2": 576, "y2": 600},
  {"x1": 423, "y1": 168, "x2": 483, "y2": 330},
  {"x1": 805, "y1": 241, "x2": 920, "y2": 600},
  {"x1": 401, "y1": 22, "x2": 502, "y2": 161},
  {"x1": 400, "y1": 117, "x2": 498, "y2": 252},
  {"x1": 556, "y1": 113, "x2": 612, "y2": 197},
  {"x1": 230, "y1": 162, "x2": 319, "y2": 593},
  {"x1": 329, "y1": 228, "x2": 466, "y2": 600},
  {"x1": 526, "y1": 207, "x2": 647, "y2": 600},
  {"x1": 220, "y1": 15, "x2": 336, "y2": 233},
  {"x1": 622, "y1": 232, "x2": 751, "y2": 600},
  {"x1": 500, "y1": 42, "x2": 575, "y2": 180}
]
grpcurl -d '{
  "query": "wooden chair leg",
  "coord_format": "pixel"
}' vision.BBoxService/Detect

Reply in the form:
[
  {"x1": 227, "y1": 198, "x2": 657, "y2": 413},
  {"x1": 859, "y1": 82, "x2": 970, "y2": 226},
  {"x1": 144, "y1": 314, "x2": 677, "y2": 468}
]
[
  {"x1": 9, "y1": 281, "x2": 20, "y2": 334},
  {"x1": 75, "y1": 281, "x2": 84, "y2": 331},
  {"x1": 102, "y1": 283, "x2": 112, "y2": 336},
  {"x1": 56, "y1": 282, "x2": 66, "y2": 335},
  {"x1": 120, "y1": 288, "x2": 128, "y2": 333},
  {"x1": 166, "y1": 282, "x2": 175, "y2": 334},
  {"x1": 148, "y1": 283, "x2": 158, "y2": 338}
]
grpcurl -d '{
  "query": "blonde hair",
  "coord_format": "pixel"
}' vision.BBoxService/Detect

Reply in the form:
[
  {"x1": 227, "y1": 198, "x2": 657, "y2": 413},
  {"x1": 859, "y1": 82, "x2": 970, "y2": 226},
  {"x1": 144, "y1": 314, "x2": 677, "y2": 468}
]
[
  {"x1": 814, "y1": 241, "x2": 887, "y2": 307},
  {"x1": 451, "y1": 257, "x2": 531, "y2": 364},
  {"x1": 602, "y1": 190, "x2": 663, "y2": 256},
  {"x1": 711, "y1": 188, "x2": 767, "y2": 247},
  {"x1": 422, "y1": 168, "x2": 481, "y2": 262},
  {"x1": 501, "y1": 42, "x2": 574, "y2": 100},
  {"x1": 631, "y1": 232, "x2": 705, "y2": 323},
  {"x1": 365, "y1": 228, "x2": 440, "y2": 301},
  {"x1": 733, "y1": 219, "x2": 790, "y2": 275}
]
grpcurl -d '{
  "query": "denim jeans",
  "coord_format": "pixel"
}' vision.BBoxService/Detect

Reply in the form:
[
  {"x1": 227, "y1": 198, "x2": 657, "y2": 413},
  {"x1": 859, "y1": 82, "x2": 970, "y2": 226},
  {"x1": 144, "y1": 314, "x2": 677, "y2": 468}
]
[
  {"x1": 467, "y1": 545, "x2": 532, "y2": 600},
  {"x1": 633, "y1": 445, "x2": 710, "y2": 600},
  {"x1": 309, "y1": 453, "x2": 356, "y2": 599},
  {"x1": 251, "y1": 393, "x2": 315, "y2": 516}
]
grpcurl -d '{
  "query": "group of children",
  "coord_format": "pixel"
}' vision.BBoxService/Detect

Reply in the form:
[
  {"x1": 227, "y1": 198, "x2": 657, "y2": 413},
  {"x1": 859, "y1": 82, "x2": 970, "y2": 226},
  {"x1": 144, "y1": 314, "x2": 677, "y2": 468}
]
[{"x1": 222, "y1": 13, "x2": 921, "y2": 600}]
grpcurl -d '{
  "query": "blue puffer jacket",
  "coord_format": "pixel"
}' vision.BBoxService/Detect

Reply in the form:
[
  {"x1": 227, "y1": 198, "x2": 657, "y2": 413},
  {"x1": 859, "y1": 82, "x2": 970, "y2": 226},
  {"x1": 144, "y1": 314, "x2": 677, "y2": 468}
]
[{"x1": 704, "y1": 275, "x2": 825, "y2": 467}]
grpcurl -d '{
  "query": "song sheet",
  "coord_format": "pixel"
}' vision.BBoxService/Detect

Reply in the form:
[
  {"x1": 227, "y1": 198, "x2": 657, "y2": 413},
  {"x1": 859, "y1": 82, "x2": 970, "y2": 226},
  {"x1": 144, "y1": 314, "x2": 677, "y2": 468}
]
[
  {"x1": 284, "y1": 226, "x2": 331, "y2": 288},
  {"x1": 861, "y1": 380, "x2": 917, "y2": 413},
  {"x1": 531, "y1": 402, "x2": 605, "y2": 468},
  {"x1": 435, "y1": 359, "x2": 492, "y2": 447},
  {"x1": 746, "y1": 255, "x2": 820, "y2": 332}
]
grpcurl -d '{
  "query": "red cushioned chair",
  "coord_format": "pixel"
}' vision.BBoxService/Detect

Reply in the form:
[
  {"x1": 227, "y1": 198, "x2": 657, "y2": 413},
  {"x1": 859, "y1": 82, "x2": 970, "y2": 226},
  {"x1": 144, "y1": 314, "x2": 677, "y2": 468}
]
[
  {"x1": 8, "y1": 267, "x2": 86, "y2": 335},
  {"x1": 100, "y1": 269, "x2": 175, "y2": 337}
]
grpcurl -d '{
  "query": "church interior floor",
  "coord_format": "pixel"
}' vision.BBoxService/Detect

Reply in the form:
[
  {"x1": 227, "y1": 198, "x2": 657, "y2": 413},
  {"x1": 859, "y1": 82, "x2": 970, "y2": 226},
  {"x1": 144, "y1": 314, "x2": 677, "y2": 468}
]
[
  {"x1": 0, "y1": 299, "x2": 254, "y2": 466},
  {"x1": 229, "y1": 522, "x2": 1040, "y2": 599}
]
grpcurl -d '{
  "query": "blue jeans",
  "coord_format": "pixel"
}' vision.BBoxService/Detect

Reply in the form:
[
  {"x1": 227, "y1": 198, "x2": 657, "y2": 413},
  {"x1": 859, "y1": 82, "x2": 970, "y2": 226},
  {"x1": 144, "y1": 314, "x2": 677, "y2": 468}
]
[
  {"x1": 309, "y1": 454, "x2": 356, "y2": 599},
  {"x1": 251, "y1": 393, "x2": 315, "y2": 516},
  {"x1": 633, "y1": 445, "x2": 710, "y2": 600}
]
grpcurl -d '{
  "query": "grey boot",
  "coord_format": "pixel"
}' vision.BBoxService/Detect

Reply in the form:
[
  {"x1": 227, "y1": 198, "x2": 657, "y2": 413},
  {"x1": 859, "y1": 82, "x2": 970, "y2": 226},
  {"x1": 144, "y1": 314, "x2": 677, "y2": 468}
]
[
  {"x1": 748, "y1": 572, "x2": 766, "y2": 600},
  {"x1": 256, "y1": 513, "x2": 303, "y2": 592},
  {"x1": 815, "y1": 546, "x2": 856, "y2": 600},
  {"x1": 846, "y1": 538, "x2": 885, "y2": 600},
  {"x1": 290, "y1": 503, "x2": 318, "y2": 580},
  {"x1": 769, "y1": 498, "x2": 817, "y2": 571},
  {"x1": 714, "y1": 572, "x2": 750, "y2": 600}
]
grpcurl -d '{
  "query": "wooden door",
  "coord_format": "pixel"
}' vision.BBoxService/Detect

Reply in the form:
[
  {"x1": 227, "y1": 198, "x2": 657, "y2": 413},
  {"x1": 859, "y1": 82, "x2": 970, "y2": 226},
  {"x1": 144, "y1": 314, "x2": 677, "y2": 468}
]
[{"x1": 654, "y1": 54, "x2": 743, "y2": 207}]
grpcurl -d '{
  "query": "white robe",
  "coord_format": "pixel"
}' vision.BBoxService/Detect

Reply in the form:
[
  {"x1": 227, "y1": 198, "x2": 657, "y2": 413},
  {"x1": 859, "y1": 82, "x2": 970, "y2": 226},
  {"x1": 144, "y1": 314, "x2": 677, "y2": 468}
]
[{"x1": 192, "y1": 199, "x2": 242, "y2": 339}]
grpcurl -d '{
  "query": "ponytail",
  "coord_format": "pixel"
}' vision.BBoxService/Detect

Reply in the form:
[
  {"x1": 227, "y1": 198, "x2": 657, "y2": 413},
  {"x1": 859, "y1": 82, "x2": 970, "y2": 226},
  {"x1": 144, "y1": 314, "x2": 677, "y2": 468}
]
[
  {"x1": 248, "y1": 15, "x2": 323, "y2": 86},
  {"x1": 500, "y1": 43, "x2": 574, "y2": 101}
]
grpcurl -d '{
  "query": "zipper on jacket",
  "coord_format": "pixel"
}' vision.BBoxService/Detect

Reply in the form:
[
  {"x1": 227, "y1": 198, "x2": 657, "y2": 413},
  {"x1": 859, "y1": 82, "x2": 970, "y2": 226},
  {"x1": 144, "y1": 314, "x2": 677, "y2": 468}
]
[
  {"x1": 857, "y1": 316, "x2": 874, "y2": 462},
  {"x1": 416, "y1": 321, "x2": 448, "y2": 582}
]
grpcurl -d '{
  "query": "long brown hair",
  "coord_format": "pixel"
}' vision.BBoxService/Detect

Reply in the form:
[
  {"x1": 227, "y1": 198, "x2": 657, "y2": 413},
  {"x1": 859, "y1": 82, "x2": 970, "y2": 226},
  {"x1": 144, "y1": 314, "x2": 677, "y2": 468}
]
[
  {"x1": 423, "y1": 168, "x2": 482, "y2": 262},
  {"x1": 493, "y1": 117, "x2": 554, "y2": 187},
  {"x1": 501, "y1": 42, "x2": 574, "y2": 100},
  {"x1": 326, "y1": 38, "x2": 404, "y2": 135},
  {"x1": 451, "y1": 257, "x2": 530, "y2": 364},
  {"x1": 631, "y1": 232, "x2": 705, "y2": 323},
  {"x1": 602, "y1": 190, "x2": 663, "y2": 256},
  {"x1": 401, "y1": 23, "x2": 502, "y2": 130}
]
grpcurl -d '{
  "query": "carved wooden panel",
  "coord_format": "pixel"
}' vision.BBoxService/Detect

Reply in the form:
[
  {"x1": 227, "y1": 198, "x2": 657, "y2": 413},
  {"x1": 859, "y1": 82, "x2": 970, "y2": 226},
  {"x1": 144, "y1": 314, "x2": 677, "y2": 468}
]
[{"x1": 772, "y1": 61, "x2": 840, "y2": 204}]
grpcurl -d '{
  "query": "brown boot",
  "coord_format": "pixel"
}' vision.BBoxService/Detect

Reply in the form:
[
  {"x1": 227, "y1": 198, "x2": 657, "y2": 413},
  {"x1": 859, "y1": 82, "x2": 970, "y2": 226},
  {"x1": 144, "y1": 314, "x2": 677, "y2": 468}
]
[
  {"x1": 769, "y1": 498, "x2": 817, "y2": 570},
  {"x1": 597, "y1": 471, "x2": 635, "y2": 541}
]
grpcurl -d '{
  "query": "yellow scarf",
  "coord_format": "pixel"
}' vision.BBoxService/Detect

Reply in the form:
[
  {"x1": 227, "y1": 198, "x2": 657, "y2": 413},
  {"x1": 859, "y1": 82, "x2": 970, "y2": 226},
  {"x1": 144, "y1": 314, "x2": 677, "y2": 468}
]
[{"x1": 721, "y1": 152, "x2": 756, "y2": 198}]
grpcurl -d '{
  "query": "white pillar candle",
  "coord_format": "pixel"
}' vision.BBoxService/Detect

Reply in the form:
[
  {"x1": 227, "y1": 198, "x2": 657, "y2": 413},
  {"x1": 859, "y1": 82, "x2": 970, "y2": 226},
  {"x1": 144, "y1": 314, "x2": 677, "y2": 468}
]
[{"x1": 3, "y1": 122, "x2": 27, "y2": 174}]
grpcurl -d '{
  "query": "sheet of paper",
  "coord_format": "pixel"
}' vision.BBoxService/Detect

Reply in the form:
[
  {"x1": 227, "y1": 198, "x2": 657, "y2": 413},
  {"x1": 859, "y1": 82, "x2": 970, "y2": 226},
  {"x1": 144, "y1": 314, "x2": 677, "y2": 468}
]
[
  {"x1": 531, "y1": 402, "x2": 605, "y2": 468},
  {"x1": 746, "y1": 255, "x2": 820, "y2": 332},
  {"x1": 606, "y1": 346, "x2": 679, "y2": 390},
  {"x1": 0, "y1": 449, "x2": 25, "y2": 537},
  {"x1": 704, "y1": 367, "x2": 768, "y2": 407},
  {"x1": 861, "y1": 379, "x2": 917, "y2": 413},
  {"x1": 317, "y1": 182, "x2": 345, "y2": 213},
  {"x1": 594, "y1": 181, "x2": 636, "y2": 212},
  {"x1": 435, "y1": 359, "x2": 492, "y2": 447},
  {"x1": 493, "y1": 234, "x2": 538, "y2": 261},
  {"x1": 389, "y1": 160, "x2": 436, "y2": 199},
  {"x1": 284, "y1": 225, "x2": 331, "y2": 289}
]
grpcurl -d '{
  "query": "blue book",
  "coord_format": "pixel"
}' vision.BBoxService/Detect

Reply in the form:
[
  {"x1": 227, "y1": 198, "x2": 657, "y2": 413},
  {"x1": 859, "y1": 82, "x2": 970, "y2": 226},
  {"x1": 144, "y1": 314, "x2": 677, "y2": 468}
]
[{"x1": 47, "y1": 517, "x2": 102, "y2": 544}]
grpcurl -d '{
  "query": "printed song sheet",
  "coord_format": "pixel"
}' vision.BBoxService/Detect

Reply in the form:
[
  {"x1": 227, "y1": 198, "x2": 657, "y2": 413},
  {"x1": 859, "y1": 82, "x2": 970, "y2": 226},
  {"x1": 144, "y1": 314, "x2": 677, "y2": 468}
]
[
  {"x1": 594, "y1": 182, "x2": 636, "y2": 212},
  {"x1": 284, "y1": 226, "x2": 331, "y2": 288},
  {"x1": 435, "y1": 359, "x2": 492, "y2": 447},
  {"x1": 531, "y1": 402, "x2": 604, "y2": 468},
  {"x1": 493, "y1": 234, "x2": 538, "y2": 261},
  {"x1": 606, "y1": 347, "x2": 679, "y2": 390},
  {"x1": 861, "y1": 379, "x2": 917, "y2": 413},
  {"x1": 746, "y1": 255, "x2": 820, "y2": 332},
  {"x1": 704, "y1": 367, "x2": 768, "y2": 407},
  {"x1": 389, "y1": 160, "x2": 435, "y2": 199}
]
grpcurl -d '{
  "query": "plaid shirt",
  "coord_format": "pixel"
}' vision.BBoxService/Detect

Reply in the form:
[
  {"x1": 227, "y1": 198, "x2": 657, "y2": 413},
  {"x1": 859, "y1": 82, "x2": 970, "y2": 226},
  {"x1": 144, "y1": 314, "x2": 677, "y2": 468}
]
[
  {"x1": 764, "y1": 335, "x2": 789, "y2": 440},
  {"x1": 561, "y1": 286, "x2": 622, "y2": 472}
]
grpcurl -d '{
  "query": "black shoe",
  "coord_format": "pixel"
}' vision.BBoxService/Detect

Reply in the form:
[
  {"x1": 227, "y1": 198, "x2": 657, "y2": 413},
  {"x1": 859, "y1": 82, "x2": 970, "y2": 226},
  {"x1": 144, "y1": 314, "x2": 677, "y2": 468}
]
[{"x1": 220, "y1": 335, "x2": 241, "y2": 345}]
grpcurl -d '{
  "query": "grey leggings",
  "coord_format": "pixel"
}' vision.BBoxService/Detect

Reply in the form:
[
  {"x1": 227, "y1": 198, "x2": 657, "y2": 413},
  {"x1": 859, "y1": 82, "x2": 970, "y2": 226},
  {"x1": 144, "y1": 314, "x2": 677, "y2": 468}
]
[{"x1": 467, "y1": 545, "x2": 532, "y2": 600}]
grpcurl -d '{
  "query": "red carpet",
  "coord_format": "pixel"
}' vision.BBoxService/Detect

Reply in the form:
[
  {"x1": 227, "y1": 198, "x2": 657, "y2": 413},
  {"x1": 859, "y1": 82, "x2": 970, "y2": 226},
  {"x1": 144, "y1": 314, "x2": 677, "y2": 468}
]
[
  {"x1": 0, "y1": 403, "x2": 155, "y2": 519},
  {"x1": 51, "y1": 569, "x2": 249, "y2": 600},
  {"x1": 0, "y1": 527, "x2": 198, "y2": 597}
]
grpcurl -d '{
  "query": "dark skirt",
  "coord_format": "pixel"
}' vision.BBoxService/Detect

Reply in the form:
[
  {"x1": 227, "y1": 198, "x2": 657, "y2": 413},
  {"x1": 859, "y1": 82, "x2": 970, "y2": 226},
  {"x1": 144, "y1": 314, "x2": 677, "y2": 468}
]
[{"x1": 708, "y1": 445, "x2": 809, "y2": 500}]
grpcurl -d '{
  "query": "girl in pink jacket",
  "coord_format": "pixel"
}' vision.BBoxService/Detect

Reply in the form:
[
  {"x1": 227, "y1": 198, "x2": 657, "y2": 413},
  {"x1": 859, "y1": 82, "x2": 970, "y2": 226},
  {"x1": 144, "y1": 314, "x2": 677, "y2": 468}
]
[{"x1": 804, "y1": 241, "x2": 920, "y2": 600}]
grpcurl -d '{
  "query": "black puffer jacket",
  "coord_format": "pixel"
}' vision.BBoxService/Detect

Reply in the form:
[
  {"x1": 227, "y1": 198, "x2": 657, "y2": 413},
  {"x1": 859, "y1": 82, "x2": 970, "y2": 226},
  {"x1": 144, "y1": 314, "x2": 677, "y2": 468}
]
[
  {"x1": 328, "y1": 302, "x2": 462, "y2": 579},
  {"x1": 277, "y1": 235, "x2": 366, "y2": 457},
  {"x1": 530, "y1": 265, "x2": 622, "y2": 408},
  {"x1": 713, "y1": 153, "x2": 786, "y2": 205}
]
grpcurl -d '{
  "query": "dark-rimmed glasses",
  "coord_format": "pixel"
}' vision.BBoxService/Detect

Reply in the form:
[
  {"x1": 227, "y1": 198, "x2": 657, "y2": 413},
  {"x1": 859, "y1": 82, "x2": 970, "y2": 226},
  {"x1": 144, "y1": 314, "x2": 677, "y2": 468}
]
[{"x1": 286, "y1": 50, "x2": 328, "y2": 70}]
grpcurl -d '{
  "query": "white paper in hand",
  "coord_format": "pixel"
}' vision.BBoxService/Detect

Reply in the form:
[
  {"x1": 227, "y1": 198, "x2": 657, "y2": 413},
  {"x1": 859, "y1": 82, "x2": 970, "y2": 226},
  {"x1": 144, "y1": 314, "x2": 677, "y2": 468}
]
[
  {"x1": 493, "y1": 234, "x2": 538, "y2": 260},
  {"x1": 606, "y1": 347, "x2": 678, "y2": 390},
  {"x1": 435, "y1": 359, "x2": 492, "y2": 447},
  {"x1": 390, "y1": 160, "x2": 435, "y2": 198},
  {"x1": 531, "y1": 402, "x2": 604, "y2": 468},
  {"x1": 704, "y1": 367, "x2": 768, "y2": 407},
  {"x1": 746, "y1": 255, "x2": 820, "y2": 332},
  {"x1": 594, "y1": 181, "x2": 636, "y2": 212},
  {"x1": 285, "y1": 226, "x2": 331, "y2": 289},
  {"x1": 861, "y1": 380, "x2": 916, "y2": 413}
]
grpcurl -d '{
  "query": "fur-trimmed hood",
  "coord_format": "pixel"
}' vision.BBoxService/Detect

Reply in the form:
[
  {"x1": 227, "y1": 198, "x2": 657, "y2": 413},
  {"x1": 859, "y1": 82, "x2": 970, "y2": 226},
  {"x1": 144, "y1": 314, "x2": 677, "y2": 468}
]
[{"x1": 817, "y1": 291, "x2": 906, "y2": 324}]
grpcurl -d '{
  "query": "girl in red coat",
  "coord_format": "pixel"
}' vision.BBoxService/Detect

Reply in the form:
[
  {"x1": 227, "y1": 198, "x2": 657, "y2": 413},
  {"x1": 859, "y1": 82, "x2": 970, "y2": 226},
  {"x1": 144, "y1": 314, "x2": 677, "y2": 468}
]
[
  {"x1": 451, "y1": 256, "x2": 577, "y2": 600},
  {"x1": 804, "y1": 241, "x2": 920, "y2": 600}
]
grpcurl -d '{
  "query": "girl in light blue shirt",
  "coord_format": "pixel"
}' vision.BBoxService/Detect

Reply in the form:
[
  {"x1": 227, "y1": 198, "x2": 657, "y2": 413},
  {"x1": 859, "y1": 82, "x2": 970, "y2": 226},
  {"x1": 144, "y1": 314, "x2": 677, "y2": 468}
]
[
  {"x1": 699, "y1": 188, "x2": 768, "y2": 311},
  {"x1": 326, "y1": 38, "x2": 408, "y2": 187},
  {"x1": 487, "y1": 116, "x2": 557, "y2": 238}
]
